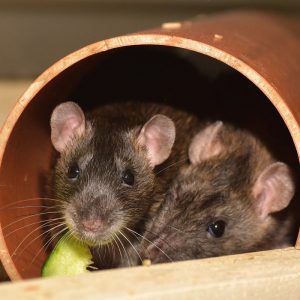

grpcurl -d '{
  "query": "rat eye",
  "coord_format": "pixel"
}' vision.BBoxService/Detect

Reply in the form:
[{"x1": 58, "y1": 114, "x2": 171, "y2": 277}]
[
  {"x1": 122, "y1": 169, "x2": 134, "y2": 186},
  {"x1": 68, "y1": 163, "x2": 80, "y2": 180},
  {"x1": 207, "y1": 220, "x2": 226, "y2": 238}
]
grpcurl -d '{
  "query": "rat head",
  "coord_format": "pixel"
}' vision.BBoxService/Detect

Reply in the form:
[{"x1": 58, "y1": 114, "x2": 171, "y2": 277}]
[
  {"x1": 140, "y1": 122, "x2": 295, "y2": 263},
  {"x1": 50, "y1": 101, "x2": 175, "y2": 246}
]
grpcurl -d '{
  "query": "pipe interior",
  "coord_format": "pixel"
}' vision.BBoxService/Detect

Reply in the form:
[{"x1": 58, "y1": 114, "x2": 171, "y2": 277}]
[{"x1": 0, "y1": 45, "x2": 299, "y2": 279}]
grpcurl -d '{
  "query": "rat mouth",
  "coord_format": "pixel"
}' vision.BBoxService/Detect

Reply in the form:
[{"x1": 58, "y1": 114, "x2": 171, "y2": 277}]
[
  {"x1": 67, "y1": 227, "x2": 114, "y2": 247},
  {"x1": 82, "y1": 235, "x2": 113, "y2": 247},
  {"x1": 64, "y1": 209, "x2": 128, "y2": 247},
  {"x1": 65, "y1": 218, "x2": 124, "y2": 247},
  {"x1": 63, "y1": 210, "x2": 114, "y2": 244}
]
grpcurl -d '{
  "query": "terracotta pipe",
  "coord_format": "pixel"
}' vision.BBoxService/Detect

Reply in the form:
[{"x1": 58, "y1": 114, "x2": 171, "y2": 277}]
[{"x1": 0, "y1": 10, "x2": 299, "y2": 280}]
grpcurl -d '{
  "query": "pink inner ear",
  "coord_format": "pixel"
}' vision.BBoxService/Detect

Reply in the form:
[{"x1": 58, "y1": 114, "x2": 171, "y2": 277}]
[
  {"x1": 189, "y1": 121, "x2": 223, "y2": 164},
  {"x1": 252, "y1": 162, "x2": 295, "y2": 219},
  {"x1": 253, "y1": 179, "x2": 274, "y2": 219},
  {"x1": 52, "y1": 116, "x2": 85, "y2": 153},
  {"x1": 50, "y1": 102, "x2": 86, "y2": 153},
  {"x1": 60, "y1": 116, "x2": 84, "y2": 140},
  {"x1": 144, "y1": 125, "x2": 163, "y2": 157},
  {"x1": 137, "y1": 114, "x2": 175, "y2": 168}
]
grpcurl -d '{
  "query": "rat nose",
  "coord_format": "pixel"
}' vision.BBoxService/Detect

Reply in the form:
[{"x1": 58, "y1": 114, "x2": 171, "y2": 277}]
[{"x1": 81, "y1": 219, "x2": 104, "y2": 233}]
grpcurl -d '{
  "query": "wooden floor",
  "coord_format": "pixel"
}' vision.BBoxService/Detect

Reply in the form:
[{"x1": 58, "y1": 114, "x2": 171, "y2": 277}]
[{"x1": 0, "y1": 247, "x2": 300, "y2": 299}]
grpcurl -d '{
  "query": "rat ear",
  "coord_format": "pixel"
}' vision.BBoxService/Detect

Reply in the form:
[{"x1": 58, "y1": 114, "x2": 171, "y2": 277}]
[
  {"x1": 188, "y1": 121, "x2": 223, "y2": 164},
  {"x1": 252, "y1": 162, "x2": 295, "y2": 219},
  {"x1": 50, "y1": 101, "x2": 86, "y2": 153},
  {"x1": 137, "y1": 114, "x2": 175, "y2": 168}
]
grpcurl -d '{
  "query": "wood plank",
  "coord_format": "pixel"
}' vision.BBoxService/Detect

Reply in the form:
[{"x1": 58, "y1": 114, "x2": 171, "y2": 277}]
[{"x1": 0, "y1": 247, "x2": 300, "y2": 299}]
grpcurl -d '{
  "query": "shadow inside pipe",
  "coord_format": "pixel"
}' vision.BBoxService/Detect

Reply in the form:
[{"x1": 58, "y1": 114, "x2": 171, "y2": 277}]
[{"x1": 0, "y1": 45, "x2": 299, "y2": 279}]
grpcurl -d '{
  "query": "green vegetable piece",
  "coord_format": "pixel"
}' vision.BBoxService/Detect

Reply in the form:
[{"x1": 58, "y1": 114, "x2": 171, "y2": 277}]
[{"x1": 42, "y1": 234, "x2": 92, "y2": 277}]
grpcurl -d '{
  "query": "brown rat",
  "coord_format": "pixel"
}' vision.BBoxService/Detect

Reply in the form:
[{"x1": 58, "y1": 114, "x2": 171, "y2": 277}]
[
  {"x1": 49, "y1": 101, "x2": 199, "y2": 267},
  {"x1": 125, "y1": 121, "x2": 297, "y2": 265}
]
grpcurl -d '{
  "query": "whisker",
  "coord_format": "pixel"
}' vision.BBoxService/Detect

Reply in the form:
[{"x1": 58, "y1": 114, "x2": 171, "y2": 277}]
[
  {"x1": 112, "y1": 233, "x2": 123, "y2": 262},
  {"x1": 22, "y1": 222, "x2": 68, "y2": 261},
  {"x1": 125, "y1": 228, "x2": 142, "y2": 243},
  {"x1": 4, "y1": 217, "x2": 65, "y2": 237},
  {"x1": 111, "y1": 238, "x2": 116, "y2": 263},
  {"x1": 0, "y1": 205, "x2": 65, "y2": 211},
  {"x1": 125, "y1": 227, "x2": 173, "y2": 262},
  {"x1": 2, "y1": 211, "x2": 63, "y2": 230},
  {"x1": 155, "y1": 157, "x2": 187, "y2": 176},
  {"x1": 60, "y1": 230, "x2": 75, "y2": 247},
  {"x1": 143, "y1": 228, "x2": 178, "y2": 253},
  {"x1": 49, "y1": 229, "x2": 74, "y2": 256},
  {"x1": 162, "y1": 223, "x2": 185, "y2": 234},
  {"x1": 31, "y1": 226, "x2": 68, "y2": 264},
  {"x1": 119, "y1": 230, "x2": 142, "y2": 265},
  {"x1": 125, "y1": 228, "x2": 150, "y2": 257},
  {"x1": 0, "y1": 197, "x2": 66, "y2": 210},
  {"x1": 102, "y1": 244, "x2": 106, "y2": 266},
  {"x1": 101, "y1": 244, "x2": 107, "y2": 266},
  {"x1": 96, "y1": 245, "x2": 105, "y2": 267},
  {"x1": 108, "y1": 241, "x2": 114, "y2": 264},
  {"x1": 12, "y1": 222, "x2": 66, "y2": 258},
  {"x1": 139, "y1": 215, "x2": 186, "y2": 235},
  {"x1": 115, "y1": 231, "x2": 132, "y2": 267}
]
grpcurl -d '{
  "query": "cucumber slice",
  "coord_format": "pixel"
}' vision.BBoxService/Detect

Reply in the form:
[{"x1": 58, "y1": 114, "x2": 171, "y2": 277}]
[{"x1": 42, "y1": 234, "x2": 92, "y2": 277}]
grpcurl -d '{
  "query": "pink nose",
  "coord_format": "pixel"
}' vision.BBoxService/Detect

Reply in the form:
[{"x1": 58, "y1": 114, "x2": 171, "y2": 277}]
[{"x1": 81, "y1": 219, "x2": 103, "y2": 233}]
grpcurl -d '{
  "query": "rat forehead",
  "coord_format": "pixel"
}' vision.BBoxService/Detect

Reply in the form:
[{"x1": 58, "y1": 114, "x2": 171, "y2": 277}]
[
  {"x1": 93, "y1": 129, "x2": 137, "y2": 158},
  {"x1": 168, "y1": 181, "x2": 247, "y2": 223},
  {"x1": 66, "y1": 128, "x2": 137, "y2": 166},
  {"x1": 182, "y1": 153, "x2": 252, "y2": 186},
  {"x1": 168, "y1": 160, "x2": 252, "y2": 214}
]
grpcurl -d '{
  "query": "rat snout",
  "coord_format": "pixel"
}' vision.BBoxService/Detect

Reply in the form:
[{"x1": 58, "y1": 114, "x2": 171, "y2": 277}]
[
  {"x1": 81, "y1": 219, "x2": 104, "y2": 233},
  {"x1": 75, "y1": 194, "x2": 112, "y2": 235},
  {"x1": 68, "y1": 190, "x2": 125, "y2": 244}
]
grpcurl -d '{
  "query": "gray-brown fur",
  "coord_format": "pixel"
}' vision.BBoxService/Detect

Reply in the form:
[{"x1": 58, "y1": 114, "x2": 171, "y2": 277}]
[
  {"x1": 130, "y1": 123, "x2": 297, "y2": 265},
  {"x1": 52, "y1": 101, "x2": 200, "y2": 267}
]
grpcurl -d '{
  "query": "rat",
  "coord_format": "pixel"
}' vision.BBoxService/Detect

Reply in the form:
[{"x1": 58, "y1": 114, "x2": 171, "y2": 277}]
[
  {"x1": 49, "y1": 101, "x2": 200, "y2": 268},
  {"x1": 123, "y1": 121, "x2": 297, "y2": 265}
]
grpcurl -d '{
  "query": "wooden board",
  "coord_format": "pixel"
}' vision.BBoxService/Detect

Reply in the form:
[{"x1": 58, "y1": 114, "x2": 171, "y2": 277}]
[{"x1": 0, "y1": 247, "x2": 300, "y2": 299}]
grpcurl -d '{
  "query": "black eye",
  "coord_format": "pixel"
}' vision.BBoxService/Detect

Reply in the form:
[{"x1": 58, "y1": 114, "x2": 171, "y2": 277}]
[
  {"x1": 122, "y1": 169, "x2": 134, "y2": 186},
  {"x1": 68, "y1": 163, "x2": 80, "y2": 180},
  {"x1": 207, "y1": 220, "x2": 226, "y2": 238}
]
